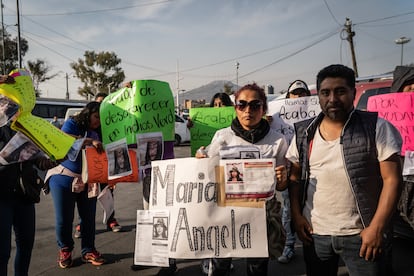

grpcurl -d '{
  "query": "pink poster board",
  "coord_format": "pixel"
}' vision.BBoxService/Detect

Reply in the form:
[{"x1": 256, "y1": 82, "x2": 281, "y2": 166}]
[{"x1": 367, "y1": 92, "x2": 414, "y2": 156}]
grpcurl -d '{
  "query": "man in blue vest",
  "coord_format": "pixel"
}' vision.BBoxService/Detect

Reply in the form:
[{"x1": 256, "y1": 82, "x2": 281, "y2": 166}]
[{"x1": 286, "y1": 64, "x2": 403, "y2": 275}]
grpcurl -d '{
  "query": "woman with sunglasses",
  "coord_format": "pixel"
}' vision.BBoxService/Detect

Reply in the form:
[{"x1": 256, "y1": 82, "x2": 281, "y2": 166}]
[{"x1": 196, "y1": 83, "x2": 288, "y2": 276}]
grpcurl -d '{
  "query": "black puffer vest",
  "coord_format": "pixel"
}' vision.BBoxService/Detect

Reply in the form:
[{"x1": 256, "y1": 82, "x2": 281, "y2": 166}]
[{"x1": 294, "y1": 110, "x2": 381, "y2": 228}]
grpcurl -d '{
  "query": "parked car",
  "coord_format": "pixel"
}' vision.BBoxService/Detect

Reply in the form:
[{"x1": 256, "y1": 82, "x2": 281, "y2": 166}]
[
  {"x1": 354, "y1": 79, "x2": 393, "y2": 110},
  {"x1": 308, "y1": 77, "x2": 393, "y2": 111},
  {"x1": 175, "y1": 114, "x2": 190, "y2": 146}
]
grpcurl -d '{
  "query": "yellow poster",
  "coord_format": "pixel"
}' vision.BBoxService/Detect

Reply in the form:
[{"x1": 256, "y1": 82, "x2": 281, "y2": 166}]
[{"x1": 0, "y1": 69, "x2": 75, "y2": 160}]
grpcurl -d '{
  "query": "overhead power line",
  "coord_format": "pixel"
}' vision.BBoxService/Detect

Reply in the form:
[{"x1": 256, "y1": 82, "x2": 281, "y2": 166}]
[
  {"x1": 323, "y1": 0, "x2": 342, "y2": 26},
  {"x1": 22, "y1": 0, "x2": 175, "y2": 16},
  {"x1": 238, "y1": 29, "x2": 340, "y2": 80}
]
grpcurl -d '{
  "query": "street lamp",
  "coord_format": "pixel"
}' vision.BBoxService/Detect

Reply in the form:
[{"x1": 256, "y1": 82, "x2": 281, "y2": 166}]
[
  {"x1": 176, "y1": 89, "x2": 185, "y2": 110},
  {"x1": 395, "y1": 36, "x2": 411, "y2": 66},
  {"x1": 235, "y1": 62, "x2": 240, "y2": 88}
]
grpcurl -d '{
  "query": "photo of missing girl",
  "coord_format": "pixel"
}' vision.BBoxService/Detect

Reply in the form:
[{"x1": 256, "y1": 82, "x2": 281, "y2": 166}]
[
  {"x1": 113, "y1": 147, "x2": 131, "y2": 174},
  {"x1": 0, "y1": 95, "x2": 19, "y2": 127},
  {"x1": 153, "y1": 217, "x2": 168, "y2": 240},
  {"x1": 106, "y1": 139, "x2": 131, "y2": 179},
  {"x1": 227, "y1": 165, "x2": 243, "y2": 182},
  {"x1": 0, "y1": 132, "x2": 43, "y2": 165}
]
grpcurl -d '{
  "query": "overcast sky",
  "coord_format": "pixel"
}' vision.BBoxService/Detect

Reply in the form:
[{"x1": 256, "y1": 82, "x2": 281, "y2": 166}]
[{"x1": 3, "y1": 0, "x2": 414, "y2": 99}]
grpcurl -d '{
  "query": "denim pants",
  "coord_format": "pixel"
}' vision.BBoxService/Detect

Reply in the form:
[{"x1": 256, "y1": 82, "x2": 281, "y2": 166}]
[
  {"x1": 49, "y1": 174, "x2": 97, "y2": 255},
  {"x1": 0, "y1": 199, "x2": 35, "y2": 276},
  {"x1": 304, "y1": 234, "x2": 391, "y2": 276},
  {"x1": 281, "y1": 190, "x2": 296, "y2": 247}
]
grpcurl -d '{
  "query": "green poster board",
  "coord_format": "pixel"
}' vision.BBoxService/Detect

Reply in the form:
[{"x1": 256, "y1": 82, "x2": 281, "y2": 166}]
[
  {"x1": 100, "y1": 80, "x2": 175, "y2": 145},
  {"x1": 189, "y1": 106, "x2": 235, "y2": 156}
]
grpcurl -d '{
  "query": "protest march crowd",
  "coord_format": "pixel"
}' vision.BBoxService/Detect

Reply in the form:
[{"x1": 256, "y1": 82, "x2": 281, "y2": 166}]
[{"x1": 0, "y1": 64, "x2": 413, "y2": 276}]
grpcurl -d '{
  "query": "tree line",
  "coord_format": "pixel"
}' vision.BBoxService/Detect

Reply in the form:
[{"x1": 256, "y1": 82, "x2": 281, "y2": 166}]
[{"x1": 1, "y1": 29, "x2": 125, "y2": 99}]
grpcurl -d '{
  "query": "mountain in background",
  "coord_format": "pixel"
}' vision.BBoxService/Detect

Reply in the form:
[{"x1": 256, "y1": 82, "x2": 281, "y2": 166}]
[
  {"x1": 178, "y1": 80, "x2": 284, "y2": 105},
  {"x1": 179, "y1": 80, "x2": 238, "y2": 103}
]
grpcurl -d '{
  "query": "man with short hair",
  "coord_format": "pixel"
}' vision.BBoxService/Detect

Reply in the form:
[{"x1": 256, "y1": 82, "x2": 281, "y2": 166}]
[{"x1": 287, "y1": 64, "x2": 403, "y2": 275}]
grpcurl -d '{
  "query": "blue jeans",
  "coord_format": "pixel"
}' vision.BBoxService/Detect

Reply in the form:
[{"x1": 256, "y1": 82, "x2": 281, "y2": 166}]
[
  {"x1": 281, "y1": 190, "x2": 296, "y2": 247},
  {"x1": 0, "y1": 199, "x2": 35, "y2": 276},
  {"x1": 49, "y1": 174, "x2": 97, "y2": 255},
  {"x1": 304, "y1": 234, "x2": 391, "y2": 276}
]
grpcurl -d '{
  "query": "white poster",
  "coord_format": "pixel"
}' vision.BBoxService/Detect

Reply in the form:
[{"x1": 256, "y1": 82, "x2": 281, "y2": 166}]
[
  {"x1": 134, "y1": 209, "x2": 170, "y2": 267},
  {"x1": 148, "y1": 157, "x2": 268, "y2": 259},
  {"x1": 268, "y1": 95, "x2": 321, "y2": 143},
  {"x1": 221, "y1": 159, "x2": 275, "y2": 200}
]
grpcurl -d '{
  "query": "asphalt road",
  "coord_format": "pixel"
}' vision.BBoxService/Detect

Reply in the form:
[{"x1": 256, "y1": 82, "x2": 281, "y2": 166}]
[{"x1": 8, "y1": 144, "x2": 414, "y2": 276}]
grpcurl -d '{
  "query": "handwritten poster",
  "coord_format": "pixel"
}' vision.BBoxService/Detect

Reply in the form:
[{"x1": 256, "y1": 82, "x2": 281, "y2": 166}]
[
  {"x1": 367, "y1": 92, "x2": 414, "y2": 156},
  {"x1": 0, "y1": 69, "x2": 76, "y2": 160},
  {"x1": 267, "y1": 95, "x2": 321, "y2": 144},
  {"x1": 148, "y1": 157, "x2": 268, "y2": 259},
  {"x1": 100, "y1": 80, "x2": 175, "y2": 146},
  {"x1": 81, "y1": 147, "x2": 139, "y2": 185},
  {"x1": 189, "y1": 106, "x2": 235, "y2": 156}
]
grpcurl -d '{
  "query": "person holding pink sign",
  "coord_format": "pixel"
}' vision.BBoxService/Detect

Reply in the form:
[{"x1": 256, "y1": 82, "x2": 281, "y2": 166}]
[{"x1": 390, "y1": 65, "x2": 414, "y2": 241}]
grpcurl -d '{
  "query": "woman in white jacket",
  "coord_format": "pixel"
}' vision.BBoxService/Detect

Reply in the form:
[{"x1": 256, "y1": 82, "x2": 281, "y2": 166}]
[{"x1": 196, "y1": 82, "x2": 288, "y2": 276}]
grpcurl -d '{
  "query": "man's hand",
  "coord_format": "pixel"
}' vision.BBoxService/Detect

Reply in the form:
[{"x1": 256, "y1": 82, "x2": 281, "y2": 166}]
[
  {"x1": 359, "y1": 225, "x2": 383, "y2": 261},
  {"x1": 292, "y1": 214, "x2": 313, "y2": 246}
]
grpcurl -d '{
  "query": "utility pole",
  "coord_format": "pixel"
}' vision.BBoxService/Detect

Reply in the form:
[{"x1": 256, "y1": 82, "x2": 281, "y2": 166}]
[
  {"x1": 65, "y1": 73, "x2": 69, "y2": 100},
  {"x1": 344, "y1": 18, "x2": 358, "y2": 77},
  {"x1": 16, "y1": 0, "x2": 21, "y2": 68},
  {"x1": 235, "y1": 61, "x2": 240, "y2": 88},
  {"x1": 1, "y1": 0, "x2": 5, "y2": 74}
]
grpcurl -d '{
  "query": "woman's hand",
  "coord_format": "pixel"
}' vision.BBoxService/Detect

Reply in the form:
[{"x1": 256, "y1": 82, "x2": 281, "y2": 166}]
[
  {"x1": 275, "y1": 165, "x2": 288, "y2": 191},
  {"x1": 92, "y1": 140, "x2": 104, "y2": 153},
  {"x1": 195, "y1": 146, "x2": 208, "y2": 158},
  {"x1": 83, "y1": 138, "x2": 104, "y2": 153}
]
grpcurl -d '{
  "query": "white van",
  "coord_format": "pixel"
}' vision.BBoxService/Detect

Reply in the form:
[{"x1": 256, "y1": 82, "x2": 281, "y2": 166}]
[{"x1": 64, "y1": 107, "x2": 83, "y2": 121}]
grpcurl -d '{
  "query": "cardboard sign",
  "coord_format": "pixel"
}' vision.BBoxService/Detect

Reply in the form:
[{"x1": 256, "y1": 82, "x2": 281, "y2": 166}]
[{"x1": 82, "y1": 147, "x2": 139, "y2": 185}]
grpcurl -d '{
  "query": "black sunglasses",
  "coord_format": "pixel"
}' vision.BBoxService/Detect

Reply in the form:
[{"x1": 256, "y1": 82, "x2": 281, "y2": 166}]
[{"x1": 235, "y1": 100, "x2": 263, "y2": 111}]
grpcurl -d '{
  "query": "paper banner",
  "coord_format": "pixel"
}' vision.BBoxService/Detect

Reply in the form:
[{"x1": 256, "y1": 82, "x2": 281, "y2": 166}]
[
  {"x1": 367, "y1": 92, "x2": 414, "y2": 156},
  {"x1": 81, "y1": 146, "x2": 139, "y2": 185},
  {"x1": 100, "y1": 80, "x2": 175, "y2": 146},
  {"x1": 189, "y1": 106, "x2": 235, "y2": 156}
]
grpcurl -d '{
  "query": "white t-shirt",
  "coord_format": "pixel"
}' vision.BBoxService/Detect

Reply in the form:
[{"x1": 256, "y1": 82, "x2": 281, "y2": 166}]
[{"x1": 286, "y1": 117, "x2": 402, "y2": 235}]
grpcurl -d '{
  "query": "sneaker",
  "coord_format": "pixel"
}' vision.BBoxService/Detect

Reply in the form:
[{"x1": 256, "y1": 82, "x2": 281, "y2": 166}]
[
  {"x1": 277, "y1": 246, "x2": 295, "y2": 264},
  {"x1": 74, "y1": 224, "x2": 81, "y2": 239},
  {"x1": 107, "y1": 219, "x2": 122, "y2": 232},
  {"x1": 82, "y1": 249, "x2": 105, "y2": 266},
  {"x1": 58, "y1": 247, "x2": 72, "y2": 269}
]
